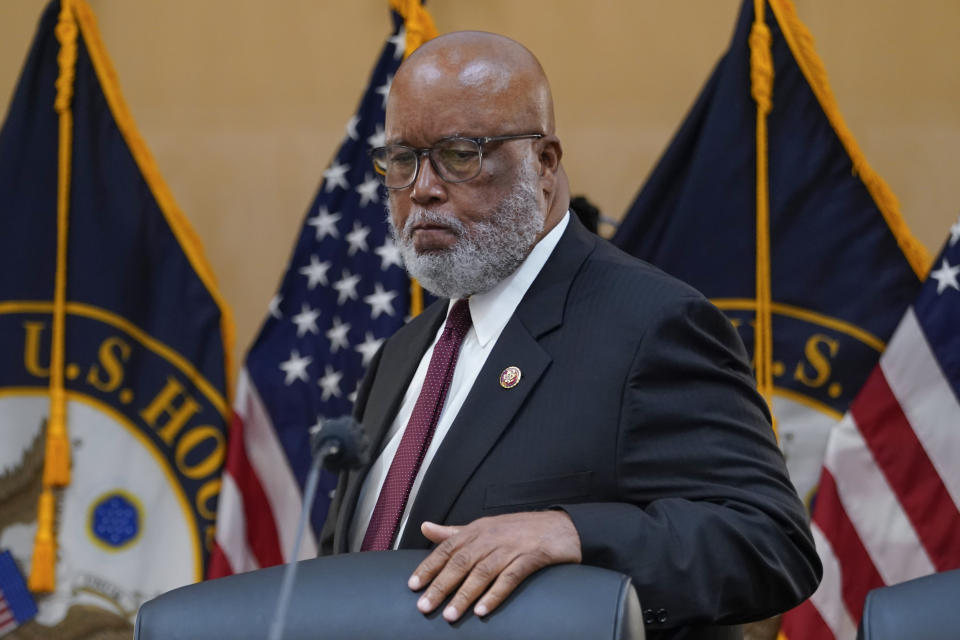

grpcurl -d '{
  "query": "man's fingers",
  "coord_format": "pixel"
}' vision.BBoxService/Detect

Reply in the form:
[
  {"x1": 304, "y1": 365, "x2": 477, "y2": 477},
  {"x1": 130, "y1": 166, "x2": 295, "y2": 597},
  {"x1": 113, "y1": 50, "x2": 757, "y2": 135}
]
[
  {"x1": 409, "y1": 535, "x2": 456, "y2": 592},
  {"x1": 441, "y1": 550, "x2": 508, "y2": 621},
  {"x1": 416, "y1": 544, "x2": 481, "y2": 613},
  {"x1": 421, "y1": 521, "x2": 459, "y2": 543},
  {"x1": 473, "y1": 554, "x2": 544, "y2": 617},
  {"x1": 409, "y1": 522, "x2": 462, "y2": 590},
  {"x1": 406, "y1": 513, "x2": 582, "y2": 621}
]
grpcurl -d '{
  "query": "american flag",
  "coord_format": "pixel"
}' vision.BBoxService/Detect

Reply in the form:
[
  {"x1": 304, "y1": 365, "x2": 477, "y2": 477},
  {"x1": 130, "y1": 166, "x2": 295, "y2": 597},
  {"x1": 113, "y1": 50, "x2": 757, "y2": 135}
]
[
  {"x1": 0, "y1": 551, "x2": 37, "y2": 637},
  {"x1": 209, "y1": 10, "x2": 427, "y2": 577},
  {"x1": 781, "y1": 214, "x2": 960, "y2": 639}
]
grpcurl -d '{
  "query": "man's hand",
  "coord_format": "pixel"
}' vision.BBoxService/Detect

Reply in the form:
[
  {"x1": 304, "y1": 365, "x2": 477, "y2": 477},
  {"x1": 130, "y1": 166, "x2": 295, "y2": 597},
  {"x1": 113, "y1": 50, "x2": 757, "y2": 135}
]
[{"x1": 407, "y1": 511, "x2": 582, "y2": 622}]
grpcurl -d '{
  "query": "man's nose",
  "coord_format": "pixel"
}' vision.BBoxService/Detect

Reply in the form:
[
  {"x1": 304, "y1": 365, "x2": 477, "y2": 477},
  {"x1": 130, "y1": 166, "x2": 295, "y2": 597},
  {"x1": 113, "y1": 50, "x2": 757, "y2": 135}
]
[{"x1": 410, "y1": 152, "x2": 447, "y2": 205}]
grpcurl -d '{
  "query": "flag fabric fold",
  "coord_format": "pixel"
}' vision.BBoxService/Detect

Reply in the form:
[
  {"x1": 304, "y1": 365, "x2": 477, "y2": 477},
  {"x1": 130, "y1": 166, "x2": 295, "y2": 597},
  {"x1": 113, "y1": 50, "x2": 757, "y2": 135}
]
[
  {"x1": 0, "y1": 0, "x2": 233, "y2": 633},
  {"x1": 781, "y1": 214, "x2": 960, "y2": 639},
  {"x1": 209, "y1": 5, "x2": 437, "y2": 578},
  {"x1": 612, "y1": 0, "x2": 928, "y2": 504}
]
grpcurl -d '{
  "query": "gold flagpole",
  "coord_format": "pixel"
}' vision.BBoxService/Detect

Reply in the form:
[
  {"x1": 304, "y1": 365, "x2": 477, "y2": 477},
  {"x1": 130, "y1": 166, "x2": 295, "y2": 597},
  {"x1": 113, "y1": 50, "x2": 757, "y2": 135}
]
[{"x1": 387, "y1": 0, "x2": 438, "y2": 318}]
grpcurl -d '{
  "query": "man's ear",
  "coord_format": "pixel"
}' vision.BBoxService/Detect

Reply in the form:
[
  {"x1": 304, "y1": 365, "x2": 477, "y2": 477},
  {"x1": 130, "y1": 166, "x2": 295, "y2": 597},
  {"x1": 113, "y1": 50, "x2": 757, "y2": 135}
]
[{"x1": 537, "y1": 136, "x2": 563, "y2": 187}]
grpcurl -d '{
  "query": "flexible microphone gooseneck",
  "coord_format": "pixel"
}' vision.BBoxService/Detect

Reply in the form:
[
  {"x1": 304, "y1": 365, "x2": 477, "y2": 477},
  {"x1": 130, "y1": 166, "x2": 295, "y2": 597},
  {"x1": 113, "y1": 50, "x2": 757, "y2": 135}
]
[{"x1": 267, "y1": 416, "x2": 370, "y2": 640}]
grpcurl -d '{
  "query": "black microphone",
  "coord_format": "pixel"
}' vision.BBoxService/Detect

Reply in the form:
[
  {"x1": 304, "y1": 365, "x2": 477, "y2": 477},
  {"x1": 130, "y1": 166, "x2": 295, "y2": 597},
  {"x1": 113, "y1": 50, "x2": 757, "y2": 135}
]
[
  {"x1": 268, "y1": 416, "x2": 369, "y2": 640},
  {"x1": 309, "y1": 415, "x2": 370, "y2": 472}
]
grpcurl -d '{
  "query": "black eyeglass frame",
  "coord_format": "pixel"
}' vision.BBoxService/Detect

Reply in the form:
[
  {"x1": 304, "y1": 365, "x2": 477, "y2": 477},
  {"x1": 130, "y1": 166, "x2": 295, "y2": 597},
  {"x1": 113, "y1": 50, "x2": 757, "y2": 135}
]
[{"x1": 369, "y1": 133, "x2": 544, "y2": 190}]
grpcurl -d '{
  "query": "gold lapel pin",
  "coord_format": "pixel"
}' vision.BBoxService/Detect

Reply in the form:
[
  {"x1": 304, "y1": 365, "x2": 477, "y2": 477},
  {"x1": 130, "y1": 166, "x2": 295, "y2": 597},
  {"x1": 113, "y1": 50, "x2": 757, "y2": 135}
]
[{"x1": 499, "y1": 366, "x2": 521, "y2": 389}]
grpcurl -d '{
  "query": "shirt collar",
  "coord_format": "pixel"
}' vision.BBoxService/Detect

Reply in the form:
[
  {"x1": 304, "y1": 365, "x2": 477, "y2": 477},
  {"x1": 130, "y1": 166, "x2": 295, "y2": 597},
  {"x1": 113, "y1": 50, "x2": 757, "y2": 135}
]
[{"x1": 452, "y1": 211, "x2": 570, "y2": 347}]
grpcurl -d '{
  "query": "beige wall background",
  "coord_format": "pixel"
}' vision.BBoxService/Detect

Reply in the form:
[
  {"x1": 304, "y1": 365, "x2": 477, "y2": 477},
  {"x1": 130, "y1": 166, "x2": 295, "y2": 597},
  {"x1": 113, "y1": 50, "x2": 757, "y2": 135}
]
[{"x1": 2, "y1": 1, "x2": 958, "y2": 367}]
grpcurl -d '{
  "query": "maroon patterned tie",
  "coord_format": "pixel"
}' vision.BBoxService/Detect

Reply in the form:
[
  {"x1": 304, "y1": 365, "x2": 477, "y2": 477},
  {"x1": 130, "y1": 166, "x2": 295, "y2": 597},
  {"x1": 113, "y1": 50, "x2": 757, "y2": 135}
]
[{"x1": 361, "y1": 299, "x2": 473, "y2": 551}]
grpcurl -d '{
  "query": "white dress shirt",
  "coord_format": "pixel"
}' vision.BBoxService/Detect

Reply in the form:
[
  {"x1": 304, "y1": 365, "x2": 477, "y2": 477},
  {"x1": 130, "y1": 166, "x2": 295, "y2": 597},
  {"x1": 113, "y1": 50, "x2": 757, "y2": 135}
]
[{"x1": 348, "y1": 212, "x2": 570, "y2": 551}]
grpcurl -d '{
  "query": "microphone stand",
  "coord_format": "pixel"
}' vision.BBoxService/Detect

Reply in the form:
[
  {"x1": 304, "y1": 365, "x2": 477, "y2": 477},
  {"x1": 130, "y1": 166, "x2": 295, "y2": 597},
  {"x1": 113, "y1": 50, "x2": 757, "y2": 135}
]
[
  {"x1": 266, "y1": 440, "x2": 338, "y2": 640},
  {"x1": 267, "y1": 416, "x2": 368, "y2": 640}
]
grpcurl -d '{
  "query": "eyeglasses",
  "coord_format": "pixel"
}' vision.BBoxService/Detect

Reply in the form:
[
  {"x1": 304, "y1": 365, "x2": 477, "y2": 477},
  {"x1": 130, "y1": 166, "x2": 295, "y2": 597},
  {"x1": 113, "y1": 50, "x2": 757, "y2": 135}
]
[{"x1": 369, "y1": 133, "x2": 544, "y2": 190}]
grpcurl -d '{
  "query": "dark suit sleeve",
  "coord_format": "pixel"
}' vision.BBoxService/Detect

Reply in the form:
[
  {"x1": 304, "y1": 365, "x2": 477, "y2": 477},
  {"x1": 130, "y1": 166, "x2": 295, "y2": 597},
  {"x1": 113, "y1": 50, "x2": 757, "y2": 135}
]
[{"x1": 559, "y1": 295, "x2": 821, "y2": 628}]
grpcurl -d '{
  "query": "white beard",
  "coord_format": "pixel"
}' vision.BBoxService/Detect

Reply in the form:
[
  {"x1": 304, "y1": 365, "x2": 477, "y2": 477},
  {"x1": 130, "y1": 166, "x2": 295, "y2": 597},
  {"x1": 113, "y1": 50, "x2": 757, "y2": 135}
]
[{"x1": 387, "y1": 158, "x2": 544, "y2": 299}]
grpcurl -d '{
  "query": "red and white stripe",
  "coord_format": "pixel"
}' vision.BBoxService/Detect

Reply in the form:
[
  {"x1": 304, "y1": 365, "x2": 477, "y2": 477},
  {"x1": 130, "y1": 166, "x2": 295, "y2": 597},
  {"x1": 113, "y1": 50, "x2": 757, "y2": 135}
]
[
  {"x1": 0, "y1": 593, "x2": 17, "y2": 635},
  {"x1": 781, "y1": 309, "x2": 960, "y2": 639},
  {"x1": 209, "y1": 368, "x2": 318, "y2": 577}
]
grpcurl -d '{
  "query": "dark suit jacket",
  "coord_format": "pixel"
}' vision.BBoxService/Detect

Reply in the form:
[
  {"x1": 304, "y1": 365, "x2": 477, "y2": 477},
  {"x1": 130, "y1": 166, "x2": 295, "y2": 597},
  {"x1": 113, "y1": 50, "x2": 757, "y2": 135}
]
[{"x1": 321, "y1": 217, "x2": 821, "y2": 638}]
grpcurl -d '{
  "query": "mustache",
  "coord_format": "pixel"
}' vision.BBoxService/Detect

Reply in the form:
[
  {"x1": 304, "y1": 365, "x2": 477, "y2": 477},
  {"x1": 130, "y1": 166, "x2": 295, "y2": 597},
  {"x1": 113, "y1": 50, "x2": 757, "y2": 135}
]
[{"x1": 399, "y1": 209, "x2": 466, "y2": 241}]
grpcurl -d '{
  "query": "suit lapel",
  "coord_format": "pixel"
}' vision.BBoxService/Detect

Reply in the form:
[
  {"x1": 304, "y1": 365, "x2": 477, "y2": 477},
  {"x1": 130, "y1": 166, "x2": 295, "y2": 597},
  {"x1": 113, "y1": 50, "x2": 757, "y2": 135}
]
[
  {"x1": 399, "y1": 317, "x2": 550, "y2": 548},
  {"x1": 334, "y1": 299, "x2": 447, "y2": 552},
  {"x1": 398, "y1": 217, "x2": 596, "y2": 548}
]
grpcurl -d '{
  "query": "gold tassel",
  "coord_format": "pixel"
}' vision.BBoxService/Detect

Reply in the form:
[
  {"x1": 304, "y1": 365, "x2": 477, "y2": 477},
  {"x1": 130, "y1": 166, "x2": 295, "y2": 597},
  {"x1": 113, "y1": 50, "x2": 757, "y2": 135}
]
[
  {"x1": 30, "y1": 0, "x2": 78, "y2": 593},
  {"x1": 45, "y1": 0, "x2": 77, "y2": 483},
  {"x1": 28, "y1": 489, "x2": 57, "y2": 592},
  {"x1": 41, "y1": 420, "x2": 71, "y2": 485},
  {"x1": 749, "y1": 0, "x2": 777, "y2": 438}
]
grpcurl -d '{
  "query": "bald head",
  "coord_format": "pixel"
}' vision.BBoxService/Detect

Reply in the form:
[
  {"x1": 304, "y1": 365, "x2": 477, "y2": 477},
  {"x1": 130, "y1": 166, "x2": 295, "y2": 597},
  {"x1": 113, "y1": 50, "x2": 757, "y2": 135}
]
[
  {"x1": 382, "y1": 31, "x2": 570, "y2": 287},
  {"x1": 387, "y1": 31, "x2": 556, "y2": 138}
]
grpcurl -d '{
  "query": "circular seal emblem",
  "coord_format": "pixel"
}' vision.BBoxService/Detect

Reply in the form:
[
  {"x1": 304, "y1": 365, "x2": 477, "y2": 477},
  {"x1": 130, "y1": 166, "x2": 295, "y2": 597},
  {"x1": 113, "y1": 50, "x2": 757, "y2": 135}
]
[
  {"x1": 499, "y1": 366, "x2": 522, "y2": 389},
  {"x1": 89, "y1": 491, "x2": 142, "y2": 551}
]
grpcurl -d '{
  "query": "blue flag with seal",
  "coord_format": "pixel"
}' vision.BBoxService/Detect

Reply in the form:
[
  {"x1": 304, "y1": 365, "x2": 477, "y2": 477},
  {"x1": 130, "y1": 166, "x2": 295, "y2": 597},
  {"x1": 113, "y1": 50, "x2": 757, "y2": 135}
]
[
  {"x1": 0, "y1": 0, "x2": 233, "y2": 635},
  {"x1": 613, "y1": 0, "x2": 930, "y2": 505}
]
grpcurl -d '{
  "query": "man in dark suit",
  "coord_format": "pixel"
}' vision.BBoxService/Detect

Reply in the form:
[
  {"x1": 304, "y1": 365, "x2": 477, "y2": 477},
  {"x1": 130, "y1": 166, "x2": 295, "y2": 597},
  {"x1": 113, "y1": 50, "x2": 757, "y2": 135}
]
[{"x1": 320, "y1": 31, "x2": 821, "y2": 638}]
